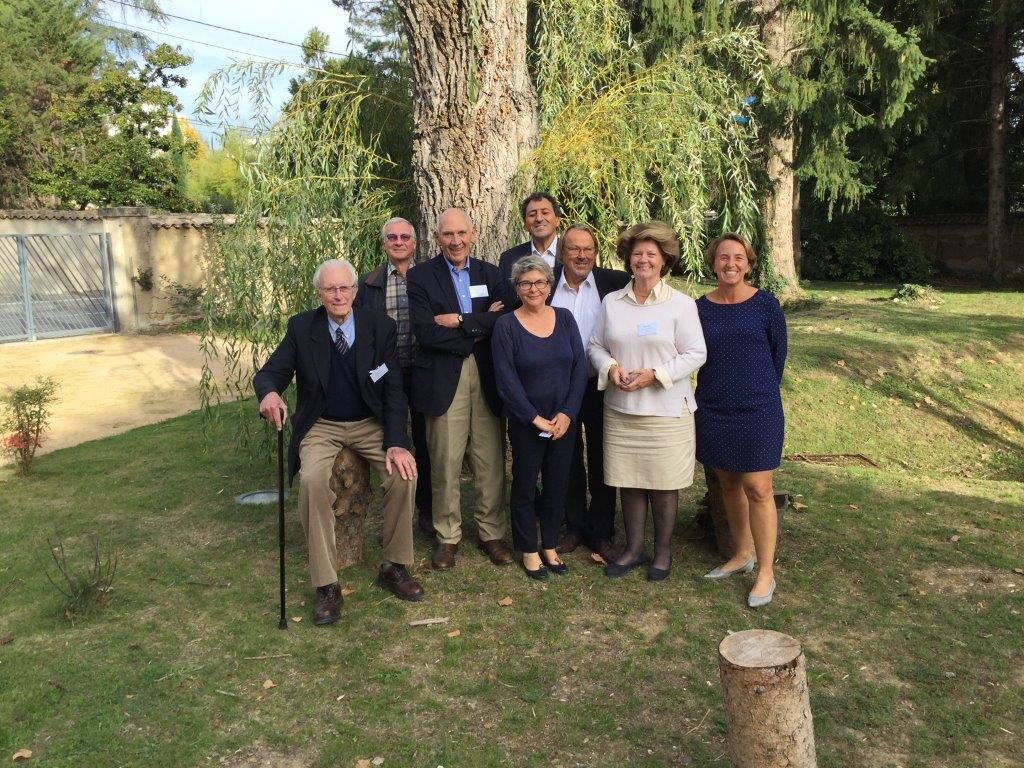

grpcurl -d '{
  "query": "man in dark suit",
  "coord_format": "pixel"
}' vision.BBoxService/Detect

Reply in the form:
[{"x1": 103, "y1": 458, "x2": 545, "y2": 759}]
[
  {"x1": 254, "y1": 258, "x2": 423, "y2": 627},
  {"x1": 548, "y1": 224, "x2": 630, "y2": 563},
  {"x1": 497, "y1": 192, "x2": 563, "y2": 292},
  {"x1": 407, "y1": 208, "x2": 511, "y2": 571},
  {"x1": 354, "y1": 216, "x2": 433, "y2": 537}
]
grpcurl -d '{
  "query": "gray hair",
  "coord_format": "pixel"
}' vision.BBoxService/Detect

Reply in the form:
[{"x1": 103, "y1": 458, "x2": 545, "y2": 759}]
[
  {"x1": 381, "y1": 216, "x2": 415, "y2": 241},
  {"x1": 313, "y1": 258, "x2": 358, "y2": 289},
  {"x1": 510, "y1": 255, "x2": 554, "y2": 287}
]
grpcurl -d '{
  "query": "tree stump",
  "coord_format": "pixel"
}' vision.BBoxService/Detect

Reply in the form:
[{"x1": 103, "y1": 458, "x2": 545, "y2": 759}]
[
  {"x1": 329, "y1": 447, "x2": 372, "y2": 570},
  {"x1": 718, "y1": 629, "x2": 817, "y2": 768}
]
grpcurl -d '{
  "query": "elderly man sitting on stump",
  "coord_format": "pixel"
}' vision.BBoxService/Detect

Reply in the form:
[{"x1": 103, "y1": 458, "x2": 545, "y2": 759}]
[{"x1": 254, "y1": 258, "x2": 424, "y2": 626}]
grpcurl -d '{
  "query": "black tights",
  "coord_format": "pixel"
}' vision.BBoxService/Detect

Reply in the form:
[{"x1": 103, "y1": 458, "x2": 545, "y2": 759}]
[{"x1": 615, "y1": 488, "x2": 679, "y2": 570}]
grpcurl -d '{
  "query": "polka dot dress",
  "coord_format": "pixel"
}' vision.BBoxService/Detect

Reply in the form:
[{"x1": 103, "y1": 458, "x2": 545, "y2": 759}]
[{"x1": 695, "y1": 290, "x2": 788, "y2": 472}]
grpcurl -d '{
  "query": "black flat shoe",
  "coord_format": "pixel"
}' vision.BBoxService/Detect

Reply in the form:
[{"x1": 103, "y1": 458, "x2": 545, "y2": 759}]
[
  {"x1": 521, "y1": 560, "x2": 550, "y2": 581},
  {"x1": 605, "y1": 554, "x2": 648, "y2": 578},
  {"x1": 540, "y1": 553, "x2": 569, "y2": 575},
  {"x1": 647, "y1": 557, "x2": 672, "y2": 582}
]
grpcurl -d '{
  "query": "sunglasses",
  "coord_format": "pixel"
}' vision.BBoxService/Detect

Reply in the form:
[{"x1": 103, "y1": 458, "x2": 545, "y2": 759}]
[{"x1": 384, "y1": 233, "x2": 414, "y2": 242}]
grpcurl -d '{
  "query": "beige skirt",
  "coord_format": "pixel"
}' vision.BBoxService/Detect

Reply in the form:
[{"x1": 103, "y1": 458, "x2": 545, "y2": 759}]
[{"x1": 603, "y1": 407, "x2": 696, "y2": 490}]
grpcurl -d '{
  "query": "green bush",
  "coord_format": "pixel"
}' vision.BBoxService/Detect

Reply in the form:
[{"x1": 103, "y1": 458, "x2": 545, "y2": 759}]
[
  {"x1": 801, "y1": 203, "x2": 932, "y2": 282},
  {"x1": 2, "y1": 376, "x2": 58, "y2": 474}
]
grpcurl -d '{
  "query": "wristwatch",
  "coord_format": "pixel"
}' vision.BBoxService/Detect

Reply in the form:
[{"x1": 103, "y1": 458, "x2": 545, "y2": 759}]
[{"x1": 457, "y1": 314, "x2": 464, "y2": 327}]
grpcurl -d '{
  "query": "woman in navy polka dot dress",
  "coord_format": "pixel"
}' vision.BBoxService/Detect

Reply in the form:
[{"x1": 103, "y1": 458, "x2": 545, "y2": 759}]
[{"x1": 695, "y1": 233, "x2": 787, "y2": 608}]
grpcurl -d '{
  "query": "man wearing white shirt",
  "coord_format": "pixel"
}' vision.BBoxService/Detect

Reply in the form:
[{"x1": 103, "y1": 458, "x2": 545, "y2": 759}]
[
  {"x1": 549, "y1": 224, "x2": 629, "y2": 562},
  {"x1": 498, "y1": 192, "x2": 563, "y2": 294}
]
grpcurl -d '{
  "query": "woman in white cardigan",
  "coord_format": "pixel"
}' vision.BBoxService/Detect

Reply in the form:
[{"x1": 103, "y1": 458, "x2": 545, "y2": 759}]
[{"x1": 588, "y1": 222, "x2": 707, "y2": 581}]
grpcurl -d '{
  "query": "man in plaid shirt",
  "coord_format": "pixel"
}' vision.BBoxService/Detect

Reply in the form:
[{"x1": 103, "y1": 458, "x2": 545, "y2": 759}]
[{"x1": 356, "y1": 217, "x2": 433, "y2": 536}]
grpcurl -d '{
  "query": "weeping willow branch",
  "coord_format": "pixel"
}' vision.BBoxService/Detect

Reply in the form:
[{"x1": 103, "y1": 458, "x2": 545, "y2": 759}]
[
  {"x1": 524, "y1": 0, "x2": 772, "y2": 275},
  {"x1": 197, "y1": 64, "x2": 394, "y2": 450}
]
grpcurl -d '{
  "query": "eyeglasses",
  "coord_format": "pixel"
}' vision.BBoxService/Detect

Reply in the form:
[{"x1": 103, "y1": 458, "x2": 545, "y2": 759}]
[
  {"x1": 384, "y1": 233, "x2": 414, "y2": 242},
  {"x1": 563, "y1": 246, "x2": 596, "y2": 256},
  {"x1": 320, "y1": 285, "x2": 356, "y2": 295},
  {"x1": 516, "y1": 279, "x2": 550, "y2": 291}
]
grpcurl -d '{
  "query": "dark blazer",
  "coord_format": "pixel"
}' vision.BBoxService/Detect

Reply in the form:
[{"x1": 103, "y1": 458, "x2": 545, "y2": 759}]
[
  {"x1": 498, "y1": 241, "x2": 532, "y2": 286},
  {"x1": 406, "y1": 254, "x2": 505, "y2": 417},
  {"x1": 253, "y1": 306, "x2": 409, "y2": 484},
  {"x1": 353, "y1": 263, "x2": 389, "y2": 312},
  {"x1": 550, "y1": 263, "x2": 631, "y2": 305}
]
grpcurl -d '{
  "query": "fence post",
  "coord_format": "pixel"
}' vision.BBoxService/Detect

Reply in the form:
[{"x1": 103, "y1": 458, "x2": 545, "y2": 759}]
[{"x1": 17, "y1": 235, "x2": 34, "y2": 342}]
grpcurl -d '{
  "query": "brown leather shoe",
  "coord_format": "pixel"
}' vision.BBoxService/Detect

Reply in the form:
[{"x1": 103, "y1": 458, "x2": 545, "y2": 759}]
[
  {"x1": 479, "y1": 538, "x2": 514, "y2": 566},
  {"x1": 589, "y1": 538, "x2": 618, "y2": 565},
  {"x1": 377, "y1": 563, "x2": 425, "y2": 602},
  {"x1": 313, "y1": 583, "x2": 342, "y2": 626},
  {"x1": 556, "y1": 531, "x2": 584, "y2": 554},
  {"x1": 432, "y1": 542, "x2": 458, "y2": 570}
]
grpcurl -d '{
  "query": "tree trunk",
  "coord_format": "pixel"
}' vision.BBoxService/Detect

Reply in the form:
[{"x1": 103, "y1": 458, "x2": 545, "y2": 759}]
[
  {"x1": 792, "y1": 178, "x2": 802, "y2": 277},
  {"x1": 719, "y1": 629, "x2": 817, "y2": 768},
  {"x1": 330, "y1": 447, "x2": 372, "y2": 569},
  {"x1": 395, "y1": 0, "x2": 538, "y2": 264},
  {"x1": 987, "y1": 0, "x2": 1009, "y2": 286},
  {"x1": 760, "y1": 1, "x2": 800, "y2": 294}
]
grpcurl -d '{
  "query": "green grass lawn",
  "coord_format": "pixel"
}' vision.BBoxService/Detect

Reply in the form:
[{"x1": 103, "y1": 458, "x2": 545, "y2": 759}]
[{"x1": 1, "y1": 283, "x2": 1021, "y2": 767}]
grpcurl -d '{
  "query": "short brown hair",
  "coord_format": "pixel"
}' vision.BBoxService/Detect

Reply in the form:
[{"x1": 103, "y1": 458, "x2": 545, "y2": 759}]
[
  {"x1": 616, "y1": 221, "x2": 679, "y2": 277},
  {"x1": 705, "y1": 233, "x2": 757, "y2": 274}
]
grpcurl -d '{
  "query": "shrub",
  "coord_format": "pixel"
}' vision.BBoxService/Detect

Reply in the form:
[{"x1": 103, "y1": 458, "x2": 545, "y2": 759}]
[
  {"x1": 802, "y1": 203, "x2": 933, "y2": 282},
  {"x1": 891, "y1": 283, "x2": 942, "y2": 304},
  {"x1": 46, "y1": 535, "x2": 118, "y2": 623},
  {"x1": 2, "y1": 376, "x2": 58, "y2": 474}
]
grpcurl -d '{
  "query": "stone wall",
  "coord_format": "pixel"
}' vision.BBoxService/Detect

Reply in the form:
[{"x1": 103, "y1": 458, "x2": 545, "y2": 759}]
[
  {"x1": 0, "y1": 208, "x2": 231, "y2": 331},
  {"x1": 893, "y1": 214, "x2": 1024, "y2": 281}
]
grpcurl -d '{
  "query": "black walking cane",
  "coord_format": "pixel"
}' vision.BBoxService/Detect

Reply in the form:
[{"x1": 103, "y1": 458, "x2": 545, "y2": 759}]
[{"x1": 277, "y1": 426, "x2": 288, "y2": 630}]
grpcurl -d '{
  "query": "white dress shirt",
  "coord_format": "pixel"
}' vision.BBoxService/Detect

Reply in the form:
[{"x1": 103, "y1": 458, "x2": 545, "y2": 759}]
[
  {"x1": 532, "y1": 236, "x2": 558, "y2": 268},
  {"x1": 551, "y1": 269, "x2": 602, "y2": 376}
]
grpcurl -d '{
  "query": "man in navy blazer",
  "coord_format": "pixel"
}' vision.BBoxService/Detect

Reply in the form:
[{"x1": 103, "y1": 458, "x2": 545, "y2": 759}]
[
  {"x1": 548, "y1": 224, "x2": 630, "y2": 563},
  {"x1": 254, "y1": 258, "x2": 424, "y2": 626},
  {"x1": 407, "y1": 208, "x2": 512, "y2": 571},
  {"x1": 497, "y1": 192, "x2": 563, "y2": 293}
]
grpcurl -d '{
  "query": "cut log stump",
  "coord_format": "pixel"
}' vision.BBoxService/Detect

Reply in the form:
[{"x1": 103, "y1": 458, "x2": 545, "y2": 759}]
[
  {"x1": 329, "y1": 447, "x2": 372, "y2": 570},
  {"x1": 718, "y1": 629, "x2": 817, "y2": 768}
]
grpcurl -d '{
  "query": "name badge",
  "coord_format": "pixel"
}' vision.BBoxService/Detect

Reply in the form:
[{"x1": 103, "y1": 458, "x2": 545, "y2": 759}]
[
  {"x1": 469, "y1": 284, "x2": 489, "y2": 299},
  {"x1": 637, "y1": 322, "x2": 658, "y2": 337},
  {"x1": 369, "y1": 363, "x2": 389, "y2": 382}
]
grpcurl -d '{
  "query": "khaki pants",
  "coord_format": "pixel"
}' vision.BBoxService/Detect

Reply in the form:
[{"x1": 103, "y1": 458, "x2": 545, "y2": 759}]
[
  {"x1": 298, "y1": 418, "x2": 415, "y2": 588},
  {"x1": 426, "y1": 355, "x2": 506, "y2": 545}
]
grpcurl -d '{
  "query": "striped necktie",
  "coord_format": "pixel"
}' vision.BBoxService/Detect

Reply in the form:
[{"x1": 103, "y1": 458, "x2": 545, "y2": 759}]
[{"x1": 334, "y1": 327, "x2": 350, "y2": 355}]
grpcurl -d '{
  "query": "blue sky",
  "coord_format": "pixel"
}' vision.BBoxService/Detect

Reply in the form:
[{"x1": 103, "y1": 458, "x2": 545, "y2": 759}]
[{"x1": 114, "y1": 0, "x2": 353, "y2": 145}]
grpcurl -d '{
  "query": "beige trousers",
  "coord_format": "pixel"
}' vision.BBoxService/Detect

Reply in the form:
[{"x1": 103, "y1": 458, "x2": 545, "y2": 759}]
[
  {"x1": 426, "y1": 355, "x2": 506, "y2": 545},
  {"x1": 298, "y1": 418, "x2": 415, "y2": 588}
]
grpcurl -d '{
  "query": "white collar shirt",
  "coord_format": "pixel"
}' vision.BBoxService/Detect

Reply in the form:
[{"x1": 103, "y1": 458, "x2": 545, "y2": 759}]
[
  {"x1": 551, "y1": 268, "x2": 601, "y2": 376},
  {"x1": 532, "y1": 235, "x2": 558, "y2": 268}
]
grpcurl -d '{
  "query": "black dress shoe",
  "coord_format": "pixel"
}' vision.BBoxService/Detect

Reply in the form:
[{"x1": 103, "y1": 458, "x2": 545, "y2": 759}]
[
  {"x1": 647, "y1": 557, "x2": 672, "y2": 582},
  {"x1": 377, "y1": 563, "x2": 425, "y2": 602},
  {"x1": 521, "y1": 560, "x2": 550, "y2": 581},
  {"x1": 605, "y1": 554, "x2": 648, "y2": 578},
  {"x1": 313, "y1": 583, "x2": 342, "y2": 625},
  {"x1": 556, "y1": 532, "x2": 583, "y2": 554},
  {"x1": 540, "y1": 553, "x2": 569, "y2": 575},
  {"x1": 589, "y1": 539, "x2": 618, "y2": 564}
]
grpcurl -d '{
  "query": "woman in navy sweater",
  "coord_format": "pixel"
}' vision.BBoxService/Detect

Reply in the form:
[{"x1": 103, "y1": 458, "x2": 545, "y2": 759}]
[{"x1": 493, "y1": 255, "x2": 588, "y2": 579}]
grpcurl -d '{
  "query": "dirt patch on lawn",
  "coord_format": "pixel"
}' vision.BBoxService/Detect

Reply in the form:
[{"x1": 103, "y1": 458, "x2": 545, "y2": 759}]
[
  {"x1": 911, "y1": 566, "x2": 1022, "y2": 596},
  {"x1": 213, "y1": 743, "x2": 313, "y2": 767},
  {"x1": 0, "y1": 332, "x2": 239, "y2": 458}
]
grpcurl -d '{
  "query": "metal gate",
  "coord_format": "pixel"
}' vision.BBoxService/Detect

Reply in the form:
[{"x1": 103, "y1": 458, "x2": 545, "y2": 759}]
[{"x1": 0, "y1": 234, "x2": 115, "y2": 343}]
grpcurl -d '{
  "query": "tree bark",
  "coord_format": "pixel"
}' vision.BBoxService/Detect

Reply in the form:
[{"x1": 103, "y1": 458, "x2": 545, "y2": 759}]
[
  {"x1": 760, "y1": 1, "x2": 800, "y2": 293},
  {"x1": 395, "y1": 0, "x2": 538, "y2": 264},
  {"x1": 330, "y1": 447, "x2": 372, "y2": 569},
  {"x1": 719, "y1": 629, "x2": 817, "y2": 768},
  {"x1": 987, "y1": 0, "x2": 1009, "y2": 286}
]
